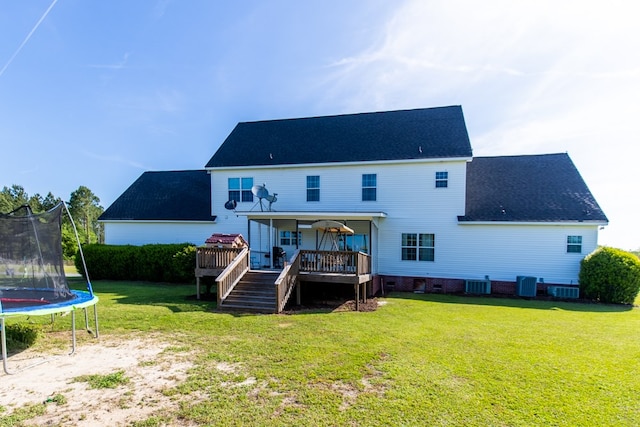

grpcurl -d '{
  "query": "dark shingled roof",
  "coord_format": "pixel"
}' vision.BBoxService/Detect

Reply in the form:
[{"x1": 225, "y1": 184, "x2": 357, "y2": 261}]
[
  {"x1": 99, "y1": 170, "x2": 215, "y2": 221},
  {"x1": 459, "y1": 153, "x2": 608, "y2": 223},
  {"x1": 205, "y1": 105, "x2": 472, "y2": 168}
]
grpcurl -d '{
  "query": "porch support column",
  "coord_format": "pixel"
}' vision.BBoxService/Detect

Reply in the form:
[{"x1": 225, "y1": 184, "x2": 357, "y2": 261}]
[
  {"x1": 355, "y1": 283, "x2": 360, "y2": 311},
  {"x1": 269, "y1": 218, "x2": 273, "y2": 269},
  {"x1": 296, "y1": 282, "x2": 301, "y2": 305}
]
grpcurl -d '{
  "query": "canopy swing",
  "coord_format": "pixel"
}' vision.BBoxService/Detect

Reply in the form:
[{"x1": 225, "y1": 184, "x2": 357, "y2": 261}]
[{"x1": 312, "y1": 220, "x2": 354, "y2": 251}]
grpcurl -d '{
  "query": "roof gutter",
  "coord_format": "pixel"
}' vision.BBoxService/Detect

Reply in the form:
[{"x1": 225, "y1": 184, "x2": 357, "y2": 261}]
[
  {"x1": 457, "y1": 220, "x2": 608, "y2": 226},
  {"x1": 205, "y1": 156, "x2": 472, "y2": 172}
]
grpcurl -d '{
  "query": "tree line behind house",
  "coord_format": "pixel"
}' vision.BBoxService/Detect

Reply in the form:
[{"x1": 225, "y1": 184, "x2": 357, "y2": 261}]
[{"x1": 0, "y1": 184, "x2": 104, "y2": 260}]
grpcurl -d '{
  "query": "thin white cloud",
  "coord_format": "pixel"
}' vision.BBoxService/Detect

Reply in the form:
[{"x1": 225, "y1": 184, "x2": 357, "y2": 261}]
[
  {"x1": 152, "y1": 0, "x2": 171, "y2": 20},
  {"x1": 0, "y1": 0, "x2": 58, "y2": 78},
  {"x1": 317, "y1": 0, "x2": 640, "y2": 249},
  {"x1": 82, "y1": 150, "x2": 148, "y2": 170},
  {"x1": 87, "y1": 52, "x2": 131, "y2": 70},
  {"x1": 108, "y1": 89, "x2": 185, "y2": 114}
]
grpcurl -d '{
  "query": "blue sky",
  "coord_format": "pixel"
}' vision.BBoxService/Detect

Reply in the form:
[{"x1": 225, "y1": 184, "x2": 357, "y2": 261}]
[{"x1": 1, "y1": 0, "x2": 638, "y2": 250}]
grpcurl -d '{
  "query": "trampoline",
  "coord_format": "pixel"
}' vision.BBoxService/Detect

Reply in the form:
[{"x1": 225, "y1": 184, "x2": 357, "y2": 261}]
[{"x1": 0, "y1": 202, "x2": 98, "y2": 374}]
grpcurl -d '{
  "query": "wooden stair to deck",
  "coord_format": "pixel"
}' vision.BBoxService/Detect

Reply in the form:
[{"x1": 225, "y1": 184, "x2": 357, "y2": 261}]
[{"x1": 219, "y1": 271, "x2": 279, "y2": 313}]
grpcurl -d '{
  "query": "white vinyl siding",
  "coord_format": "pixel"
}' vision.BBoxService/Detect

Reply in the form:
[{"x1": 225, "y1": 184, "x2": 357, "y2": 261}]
[
  {"x1": 206, "y1": 159, "x2": 598, "y2": 285},
  {"x1": 103, "y1": 222, "x2": 216, "y2": 246}
]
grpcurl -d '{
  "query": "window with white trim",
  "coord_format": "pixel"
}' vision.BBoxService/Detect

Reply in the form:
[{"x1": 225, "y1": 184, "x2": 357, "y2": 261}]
[
  {"x1": 401, "y1": 233, "x2": 435, "y2": 261},
  {"x1": 307, "y1": 175, "x2": 320, "y2": 202},
  {"x1": 280, "y1": 231, "x2": 301, "y2": 246},
  {"x1": 338, "y1": 234, "x2": 369, "y2": 254},
  {"x1": 362, "y1": 174, "x2": 377, "y2": 201},
  {"x1": 567, "y1": 235, "x2": 582, "y2": 253},
  {"x1": 435, "y1": 171, "x2": 448, "y2": 188},
  {"x1": 228, "y1": 177, "x2": 253, "y2": 203}
]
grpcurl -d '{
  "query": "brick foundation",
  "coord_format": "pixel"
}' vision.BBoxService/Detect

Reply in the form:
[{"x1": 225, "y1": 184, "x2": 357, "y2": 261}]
[{"x1": 378, "y1": 275, "x2": 569, "y2": 297}]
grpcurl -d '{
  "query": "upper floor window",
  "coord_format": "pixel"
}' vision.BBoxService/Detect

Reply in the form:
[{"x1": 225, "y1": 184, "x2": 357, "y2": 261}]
[
  {"x1": 307, "y1": 175, "x2": 320, "y2": 202},
  {"x1": 435, "y1": 171, "x2": 448, "y2": 188},
  {"x1": 228, "y1": 177, "x2": 253, "y2": 203},
  {"x1": 280, "y1": 231, "x2": 301, "y2": 246},
  {"x1": 567, "y1": 235, "x2": 582, "y2": 253},
  {"x1": 362, "y1": 174, "x2": 377, "y2": 201},
  {"x1": 402, "y1": 233, "x2": 435, "y2": 261}
]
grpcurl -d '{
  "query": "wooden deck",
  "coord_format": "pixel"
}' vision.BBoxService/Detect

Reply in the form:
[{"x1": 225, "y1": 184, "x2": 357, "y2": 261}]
[
  {"x1": 195, "y1": 247, "x2": 372, "y2": 311},
  {"x1": 194, "y1": 246, "x2": 243, "y2": 299}
]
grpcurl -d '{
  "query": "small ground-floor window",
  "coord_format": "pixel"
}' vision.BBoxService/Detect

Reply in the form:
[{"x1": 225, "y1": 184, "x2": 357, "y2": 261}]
[
  {"x1": 338, "y1": 234, "x2": 369, "y2": 253},
  {"x1": 402, "y1": 233, "x2": 435, "y2": 261},
  {"x1": 280, "y1": 231, "x2": 301, "y2": 246}
]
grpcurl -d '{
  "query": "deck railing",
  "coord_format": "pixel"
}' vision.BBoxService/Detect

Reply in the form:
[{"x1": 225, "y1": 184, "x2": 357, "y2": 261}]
[
  {"x1": 215, "y1": 247, "x2": 249, "y2": 307},
  {"x1": 274, "y1": 249, "x2": 301, "y2": 313},
  {"x1": 196, "y1": 246, "x2": 243, "y2": 269},
  {"x1": 298, "y1": 250, "x2": 370, "y2": 275}
]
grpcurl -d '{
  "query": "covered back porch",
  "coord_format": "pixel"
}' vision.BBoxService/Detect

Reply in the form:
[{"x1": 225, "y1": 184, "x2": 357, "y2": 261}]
[
  {"x1": 195, "y1": 210, "x2": 384, "y2": 312},
  {"x1": 241, "y1": 210, "x2": 385, "y2": 272}
]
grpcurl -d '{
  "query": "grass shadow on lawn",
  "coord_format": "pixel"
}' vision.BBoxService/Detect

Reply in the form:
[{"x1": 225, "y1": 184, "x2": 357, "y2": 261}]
[
  {"x1": 386, "y1": 291, "x2": 635, "y2": 313},
  {"x1": 68, "y1": 278, "x2": 215, "y2": 313}
]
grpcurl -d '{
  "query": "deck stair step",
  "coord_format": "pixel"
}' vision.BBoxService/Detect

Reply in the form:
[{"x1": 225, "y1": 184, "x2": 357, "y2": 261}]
[{"x1": 219, "y1": 272, "x2": 279, "y2": 313}]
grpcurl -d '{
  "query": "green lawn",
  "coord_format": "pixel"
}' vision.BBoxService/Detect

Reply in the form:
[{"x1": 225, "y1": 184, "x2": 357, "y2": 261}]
[{"x1": 3, "y1": 280, "x2": 640, "y2": 426}]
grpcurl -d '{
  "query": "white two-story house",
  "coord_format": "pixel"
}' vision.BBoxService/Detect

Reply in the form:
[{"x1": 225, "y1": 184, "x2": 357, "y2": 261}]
[{"x1": 100, "y1": 106, "x2": 608, "y2": 295}]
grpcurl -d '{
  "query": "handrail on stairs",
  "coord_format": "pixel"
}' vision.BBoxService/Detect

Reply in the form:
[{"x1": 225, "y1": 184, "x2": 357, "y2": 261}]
[
  {"x1": 216, "y1": 247, "x2": 250, "y2": 307},
  {"x1": 274, "y1": 249, "x2": 301, "y2": 313}
]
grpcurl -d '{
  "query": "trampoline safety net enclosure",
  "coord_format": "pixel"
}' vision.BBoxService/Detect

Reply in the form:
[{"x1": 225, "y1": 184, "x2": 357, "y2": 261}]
[
  {"x1": 0, "y1": 204, "x2": 77, "y2": 310},
  {"x1": 0, "y1": 203, "x2": 98, "y2": 374}
]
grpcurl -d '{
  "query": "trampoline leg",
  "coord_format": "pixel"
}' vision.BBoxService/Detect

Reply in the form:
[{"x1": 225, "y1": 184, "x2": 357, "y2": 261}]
[
  {"x1": 93, "y1": 304, "x2": 100, "y2": 339},
  {"x1": 70, "y1": 310, "x2": 77, "y2": 356},
  {"x1": 1, "y1": 317, "x2": 11, "y2": 375}
]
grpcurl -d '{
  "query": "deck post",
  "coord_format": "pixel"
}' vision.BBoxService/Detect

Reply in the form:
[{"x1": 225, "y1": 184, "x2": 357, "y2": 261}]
[
  {"x1": 355, "y1": 283, "x2": 360, "y2": 311},
  {"x1": 296, "y1": 282, "x2": 301, "y2": 305},
  {"x1": 196, "y1": 277, "x2": 200, "y2": 300}
]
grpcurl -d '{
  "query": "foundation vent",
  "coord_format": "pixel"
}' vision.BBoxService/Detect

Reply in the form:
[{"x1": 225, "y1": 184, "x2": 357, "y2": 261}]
[
  {"x1": 465, "y1": 279, "x2": 491, "y2": 295},
  {"x1": 547, "y1": 286, "x2": 579, "y2": 299}
]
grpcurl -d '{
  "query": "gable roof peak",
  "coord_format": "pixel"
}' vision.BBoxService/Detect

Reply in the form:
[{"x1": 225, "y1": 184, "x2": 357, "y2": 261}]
[{"x1": 206, "y1": 105, "x2": 472, "y2": 168}]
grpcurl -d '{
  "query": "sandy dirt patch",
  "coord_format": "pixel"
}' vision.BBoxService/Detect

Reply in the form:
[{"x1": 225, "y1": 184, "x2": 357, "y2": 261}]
[{"x1": 1, "y1": 337, "x2": 197, "y2": 426}]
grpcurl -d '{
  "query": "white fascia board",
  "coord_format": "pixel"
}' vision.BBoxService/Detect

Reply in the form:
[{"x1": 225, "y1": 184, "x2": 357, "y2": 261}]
[
  {"x1": 98, "y1": 219, "x2": 217, "y2": 224},
  {"x1": 205, "y1": 156, "x2": 471, "y2": 172},
  {"x1": 457, "y1": 220, "x2": 608, "y2": 226},
  {"x1": 235, "y1": 211, "x2": 387, "y2": 221}
]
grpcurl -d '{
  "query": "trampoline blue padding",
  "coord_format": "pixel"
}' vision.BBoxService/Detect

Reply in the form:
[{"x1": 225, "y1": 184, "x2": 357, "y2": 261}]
[{"x1": 0, "y1": 290, "x2": 98, "y2": 317}]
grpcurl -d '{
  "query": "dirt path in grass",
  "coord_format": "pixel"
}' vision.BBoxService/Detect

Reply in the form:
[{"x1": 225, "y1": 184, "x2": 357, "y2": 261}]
[{"x1": 0, "y1": 337, "x2": 197, "y2": 426}]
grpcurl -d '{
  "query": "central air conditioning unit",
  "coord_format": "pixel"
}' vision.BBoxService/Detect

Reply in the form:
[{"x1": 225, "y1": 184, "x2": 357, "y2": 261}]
[
  {"x1": 516, "y1": 276, "x2": 538, "y2": 297},
  {"x1": 465, "y1": 279, "x2": 491, "y2": 294},
  {"x1": 547, "y1": 286, "x2": 580, "y2": 299}
]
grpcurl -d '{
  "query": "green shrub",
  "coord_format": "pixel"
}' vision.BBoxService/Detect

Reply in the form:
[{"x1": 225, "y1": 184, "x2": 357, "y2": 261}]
[
  {"x1": 75, "y1": 243, "x2": 196, "y2": 283},
  {"x1": 171, "y1": 245, "x2": 197, "y2": 283},
  {"x1": 579, "y1": 247, "x2": 640, "y2": 304},
  {"x1": 4, "y1": 323, "x2": 39, "y2": 350}
]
